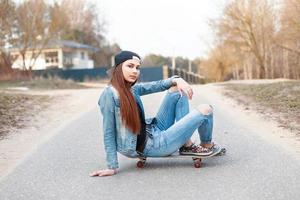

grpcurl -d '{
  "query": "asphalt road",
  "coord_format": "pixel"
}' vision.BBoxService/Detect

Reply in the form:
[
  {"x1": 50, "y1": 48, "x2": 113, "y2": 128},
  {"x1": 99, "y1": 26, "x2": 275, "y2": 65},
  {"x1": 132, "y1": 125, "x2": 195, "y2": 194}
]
[{"x1": 0, "y1": 85, "x2": 299, "y2": 200}]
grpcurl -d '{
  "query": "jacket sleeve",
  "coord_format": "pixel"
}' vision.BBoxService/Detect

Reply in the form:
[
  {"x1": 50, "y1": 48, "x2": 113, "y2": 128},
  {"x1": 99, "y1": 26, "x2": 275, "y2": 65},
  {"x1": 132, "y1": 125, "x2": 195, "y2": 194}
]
[
  {"x1": 98, "y1": 89, "x2": 119, "y2": 169},
  {"x1": 132, "y1": 76, "x2": 179, "y2": 96}
]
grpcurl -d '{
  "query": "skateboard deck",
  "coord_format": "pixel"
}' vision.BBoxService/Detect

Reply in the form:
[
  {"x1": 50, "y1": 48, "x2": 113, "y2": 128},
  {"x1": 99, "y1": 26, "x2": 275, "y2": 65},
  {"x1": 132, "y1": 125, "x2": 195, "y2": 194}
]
[
  {"x1": 165, "y1": 147, "x2": 226, "y2": 158},
  {"x1": 136, "y1": 147, "x2": 226, "y2": 168}
]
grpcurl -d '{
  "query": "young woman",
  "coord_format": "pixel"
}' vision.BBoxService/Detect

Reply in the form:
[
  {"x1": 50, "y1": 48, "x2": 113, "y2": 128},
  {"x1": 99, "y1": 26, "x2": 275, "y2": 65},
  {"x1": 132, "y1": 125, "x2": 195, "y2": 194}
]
[{"x1": 90, "y1": 50, "x2": 220, "y2": 177}]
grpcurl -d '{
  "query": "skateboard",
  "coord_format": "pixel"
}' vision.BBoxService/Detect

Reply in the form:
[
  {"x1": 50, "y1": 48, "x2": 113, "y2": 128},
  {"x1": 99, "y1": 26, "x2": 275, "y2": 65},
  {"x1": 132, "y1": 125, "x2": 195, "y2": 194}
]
[{"x1": 137, "y1": 147, "x2": 226, "y2": 168}]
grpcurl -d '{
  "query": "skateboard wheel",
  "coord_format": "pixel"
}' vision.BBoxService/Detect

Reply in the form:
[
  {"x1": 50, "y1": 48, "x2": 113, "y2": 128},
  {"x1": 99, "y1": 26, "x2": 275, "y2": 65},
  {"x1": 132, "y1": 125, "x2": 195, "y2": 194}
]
[
  {"x1": 216, "y1": 148, "x2": 226, "y2": 156},
  {"x1": 221, "y1": 148, "x2": 226, "y2": 154},
  {"x1": 194, "y1": 162, "x2": 201, "y2": 168},
  {"x1": 137, "y1": 161, "x2": 145, "y2": 168}
]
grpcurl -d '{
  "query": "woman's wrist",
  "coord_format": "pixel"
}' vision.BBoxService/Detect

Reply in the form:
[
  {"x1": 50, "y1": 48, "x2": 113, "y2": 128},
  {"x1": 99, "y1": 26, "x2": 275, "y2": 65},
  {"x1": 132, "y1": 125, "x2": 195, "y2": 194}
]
[
  {"x1": 171, "y1": 76, "x2": 180, "y2": 86},
  {"x1": 172, "y1": 79, "x2": 177, "y2": 86}
]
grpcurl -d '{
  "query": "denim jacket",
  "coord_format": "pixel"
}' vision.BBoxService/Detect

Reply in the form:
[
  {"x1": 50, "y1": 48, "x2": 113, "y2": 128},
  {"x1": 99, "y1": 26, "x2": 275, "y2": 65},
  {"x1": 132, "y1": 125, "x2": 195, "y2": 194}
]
[{"x1": 98, "y1": 77, "x2": 177, "y2": 169}]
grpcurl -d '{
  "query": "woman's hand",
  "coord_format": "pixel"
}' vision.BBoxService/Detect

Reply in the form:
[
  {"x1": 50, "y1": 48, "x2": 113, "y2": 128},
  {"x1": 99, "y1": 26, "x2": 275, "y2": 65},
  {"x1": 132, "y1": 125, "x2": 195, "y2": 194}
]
[
  {"x1": 89, "y1": 169, "x2": 117, "y2": 177},
  {"x1": 173, "y1": 78, "x2": 193, "y2": 100}
]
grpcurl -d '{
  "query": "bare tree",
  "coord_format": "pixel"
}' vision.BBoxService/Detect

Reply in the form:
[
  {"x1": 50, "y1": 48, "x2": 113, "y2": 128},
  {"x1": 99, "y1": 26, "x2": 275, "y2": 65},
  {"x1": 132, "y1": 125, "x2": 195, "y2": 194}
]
[
  {"x1": 200, "y1": 40, "x2": 238, "y2": 82},
  {"x1": 204, "y1": 0, "x2": 300, "y2": 81},
  {"x1": 276, "y1": 0, "x2": 300, "y2": 79},
  {"x1": 13, "y1": 0, "x2": 53, "y2": 73},
  {"x1": 59, "y1": 0, "x2": 105, "y2": 46},
  {"x1": 214, "y1": 0, "x2": 276, "y2": 79},
  {"x1": 58, "y1": 0, "x2": 108, "y2": 66},
  {"x1": 0, "y1": 0, "x2": 17, "y2": 78},
  {"x1": 1, "y1": 0, "x2": 111, "y2": 80}
]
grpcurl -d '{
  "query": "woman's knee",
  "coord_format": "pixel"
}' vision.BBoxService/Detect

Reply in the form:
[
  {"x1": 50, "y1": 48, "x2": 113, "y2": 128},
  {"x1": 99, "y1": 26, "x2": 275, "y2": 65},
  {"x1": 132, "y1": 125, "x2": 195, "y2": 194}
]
[
  {"x1": 197, "y1": 104, "x2": 213, "y2": 115},
  {"x1": 167, "y1": 87, "x2": 188, "y2": 102}
]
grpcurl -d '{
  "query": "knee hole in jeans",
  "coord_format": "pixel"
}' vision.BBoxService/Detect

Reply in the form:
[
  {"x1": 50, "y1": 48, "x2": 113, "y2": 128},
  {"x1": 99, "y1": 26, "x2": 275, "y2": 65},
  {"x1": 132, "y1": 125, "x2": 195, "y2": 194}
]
[{"x1": 197, "y1": 104, "x2": 213, "y2": 115}]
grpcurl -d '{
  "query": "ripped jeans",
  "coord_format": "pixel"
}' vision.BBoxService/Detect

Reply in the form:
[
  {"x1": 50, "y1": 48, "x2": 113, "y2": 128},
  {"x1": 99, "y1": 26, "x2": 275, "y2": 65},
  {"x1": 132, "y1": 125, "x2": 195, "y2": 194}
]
[{"x1": 143, "y1": 91, "x2": 214, "y2": 157}]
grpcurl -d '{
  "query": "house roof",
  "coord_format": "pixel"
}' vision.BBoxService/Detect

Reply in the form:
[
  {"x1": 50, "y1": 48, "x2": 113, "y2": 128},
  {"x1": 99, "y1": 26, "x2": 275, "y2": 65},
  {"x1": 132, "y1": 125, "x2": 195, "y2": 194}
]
[
  {"x1": 9, "y1": 39, "x2": 99, "y2": 52},
  {"x1": 48, "y1": 40, "x2": 99, "y2": 52}
]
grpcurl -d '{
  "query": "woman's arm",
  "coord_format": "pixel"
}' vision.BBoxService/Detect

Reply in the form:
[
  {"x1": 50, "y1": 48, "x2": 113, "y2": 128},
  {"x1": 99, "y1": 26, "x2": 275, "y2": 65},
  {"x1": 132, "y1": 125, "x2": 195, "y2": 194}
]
[
  {"x1": 133, "y1": 76, "x2": 193, "y2": 99},
  {"x1": 132, "y1": 75, "x2": 180, "y2": 96},
  {"x1": 90, "y1": 89, "x2": 118, "y2": 177}
]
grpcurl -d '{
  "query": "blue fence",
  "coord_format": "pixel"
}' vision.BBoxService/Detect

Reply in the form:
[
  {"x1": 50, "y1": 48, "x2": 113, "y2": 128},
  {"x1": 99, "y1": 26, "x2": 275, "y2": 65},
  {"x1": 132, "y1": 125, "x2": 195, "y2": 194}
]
[
  {"x1": 138, "y1": 66, "x2": 163, "y2": 82},
  {"x1": 32, "y1": 66, "x2": 164, "y2": 82},
  {"x1": 32, "y1": 68, "x2": 107, "y2": 82}
]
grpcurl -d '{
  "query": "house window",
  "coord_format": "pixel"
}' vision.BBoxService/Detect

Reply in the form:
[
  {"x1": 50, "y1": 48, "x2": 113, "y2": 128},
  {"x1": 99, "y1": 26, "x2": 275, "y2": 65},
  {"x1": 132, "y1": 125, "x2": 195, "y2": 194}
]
[
  {"x1": 81, "y1": 52, "x2": 85, "y2": 59},
  {"x1": 44, "y1": 51, "x2": 58, "y2": 68},
  {"x1": 45, "y1": 52, "x2": 58, "y2": 62}
]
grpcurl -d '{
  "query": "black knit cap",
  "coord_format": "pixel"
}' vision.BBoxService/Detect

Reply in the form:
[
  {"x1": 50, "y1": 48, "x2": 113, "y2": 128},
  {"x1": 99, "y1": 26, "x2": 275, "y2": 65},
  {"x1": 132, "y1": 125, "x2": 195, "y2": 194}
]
[{"x1": 114, "y1": 50, "x2": 141, "y2": 67}]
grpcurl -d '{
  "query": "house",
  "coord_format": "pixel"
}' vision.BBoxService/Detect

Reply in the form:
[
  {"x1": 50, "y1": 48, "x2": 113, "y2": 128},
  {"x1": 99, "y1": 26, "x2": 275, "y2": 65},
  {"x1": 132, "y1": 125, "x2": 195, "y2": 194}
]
[{"x1": 10, "y1": 40, "x2": 98, "y2": 70}]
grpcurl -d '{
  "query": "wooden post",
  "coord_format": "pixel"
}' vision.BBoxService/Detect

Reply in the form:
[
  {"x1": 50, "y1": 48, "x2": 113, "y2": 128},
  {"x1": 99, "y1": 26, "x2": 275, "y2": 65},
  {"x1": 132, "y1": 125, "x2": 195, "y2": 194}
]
[
  {"x1": 172, "y1": 57, "x2": 176, "y2": 69},
  {"x1": 58, "y1": 49, "x2": 63, "y2": 68},
  {"x1": 188, "y1": 59, "x2": 192, "y2": 73},
  {"x1": 111, "y1": 55, "x2": 115, "y2": 67},
  {"x1": 162, "y1": 65, "x2": 169, "y2": 79}
]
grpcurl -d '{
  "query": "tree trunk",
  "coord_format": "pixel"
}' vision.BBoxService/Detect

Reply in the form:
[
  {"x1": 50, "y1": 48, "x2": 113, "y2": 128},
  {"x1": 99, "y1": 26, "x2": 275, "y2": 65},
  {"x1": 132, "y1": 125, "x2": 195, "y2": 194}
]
[
  {"x1": 270, "y1": 47, "x2": 275, "y2": 79},
  {"x1": 259, "y1": 63, "x2": 266, "y2": 79},
  {"x1": 236, "y1": 65, "x2": 240, "y2": 80},
  {"x1": 0, "y1": 53, "x2": 13, "y2": 74},
  {"x1": 265, "y1": 46, "x2": 270, "y2": 79},
  {"x1": 243, "y1": 62, "x2": 247, "y2": 79},
  {"x1": 219, "y1": 62, "x2": 225, "y2": 81},
  {"x1": 232, "y1": 66, "x2": 236, "y2": 80},
  {"x1": 283, "y1": 49, "x2": 290, "y2": 79},
  {"x1": 294, "y1": 55, "x2": 300, "y2": 79},
  {"x1": 0, "y1": 52, "x2": 14, "y2": 80},
  {"x1": 255, "y1": 58, "x2": 259, "y2": 79},
  {"x1": 247, "y1": 57, "x2": 253, "y2": 79}
]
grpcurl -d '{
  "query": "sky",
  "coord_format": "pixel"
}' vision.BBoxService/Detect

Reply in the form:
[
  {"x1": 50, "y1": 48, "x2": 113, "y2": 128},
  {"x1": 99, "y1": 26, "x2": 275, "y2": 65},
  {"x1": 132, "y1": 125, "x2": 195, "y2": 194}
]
[
  {"x1": 14, "y1": 0, "x2": 227, "y2": 59},
  {"x1": 97, "y1": 0, "x2": 227, "y2": 59}
]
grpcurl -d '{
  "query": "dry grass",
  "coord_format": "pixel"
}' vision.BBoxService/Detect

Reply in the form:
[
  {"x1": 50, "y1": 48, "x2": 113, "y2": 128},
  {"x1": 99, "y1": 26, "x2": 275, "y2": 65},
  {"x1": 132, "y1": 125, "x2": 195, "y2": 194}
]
[
  {"x1": 0, "y1": 92, "x2": 53, "y2": 139},
  {"x1": 221, "y1": 80, "x2": 300, "y2": 134},
  {"x1": 0, "y1": 77, "x2": 98, "y2": 139},
  {"x1": 0, "y1": 76, "x2": 88, "y2": 90}
]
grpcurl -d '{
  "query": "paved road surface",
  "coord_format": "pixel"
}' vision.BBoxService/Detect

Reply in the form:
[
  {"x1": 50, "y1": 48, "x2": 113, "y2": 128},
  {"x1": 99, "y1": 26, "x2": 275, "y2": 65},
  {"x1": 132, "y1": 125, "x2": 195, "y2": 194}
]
[{"x1": 0, "y1": 85, "x2": 299, "y2": 200}]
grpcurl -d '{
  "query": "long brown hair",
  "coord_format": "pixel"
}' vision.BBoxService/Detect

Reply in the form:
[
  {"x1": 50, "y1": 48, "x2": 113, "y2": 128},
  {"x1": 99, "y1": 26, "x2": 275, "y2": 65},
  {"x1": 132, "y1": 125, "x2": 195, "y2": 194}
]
[{"x1": 110, "y1": 64, "x2": 141, "y2": 134}]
